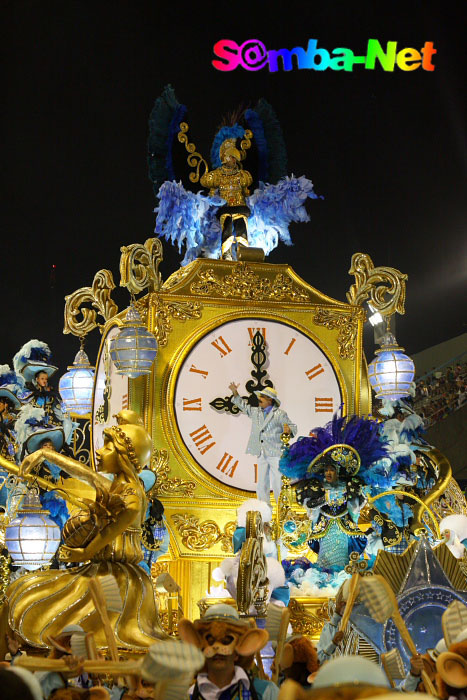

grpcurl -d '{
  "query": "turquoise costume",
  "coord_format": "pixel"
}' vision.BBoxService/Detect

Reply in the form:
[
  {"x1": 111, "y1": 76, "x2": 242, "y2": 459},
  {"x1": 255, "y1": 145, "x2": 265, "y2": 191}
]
[{"x1": 307, "y1": 481, "x2": 366, "y2": 571}]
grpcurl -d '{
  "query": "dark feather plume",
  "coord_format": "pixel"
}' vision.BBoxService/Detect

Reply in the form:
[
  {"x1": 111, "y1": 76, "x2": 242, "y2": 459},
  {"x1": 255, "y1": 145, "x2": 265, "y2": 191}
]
[{"x1": 147, "y1": 85, "x2": 187, "y2": 195}]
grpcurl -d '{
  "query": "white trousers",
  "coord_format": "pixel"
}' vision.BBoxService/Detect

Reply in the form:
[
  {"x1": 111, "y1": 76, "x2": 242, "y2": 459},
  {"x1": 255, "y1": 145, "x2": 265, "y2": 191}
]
[{"x1": 256, "y1": 453, "x2": 282, "y2": 505}]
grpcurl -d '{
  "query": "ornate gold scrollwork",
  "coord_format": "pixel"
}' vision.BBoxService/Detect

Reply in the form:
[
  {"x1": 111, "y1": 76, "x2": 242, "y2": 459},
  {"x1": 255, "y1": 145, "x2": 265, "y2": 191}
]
[
  {"x1": 191, "y1": 264, "x2": 310, "y2": 302},
  {"x1": 313, "y1": 307, "x2": 365, "y2": 360},
  {"x1": 431, "y1": 477, "x2": 467, "y2": 521},
  {"x1": 148, "y1": 449, "x2": 196, "y2": 498},
  {"x1": 150, "y1": 293, "x2": 202, "y2": 347},
  {"x1": 64, "y1": 269, "x2": 118, "y2": 336},
  {"x1": 346, "y1": 252, "x2": 407, "y2": 317},
  {"x1": 171, "y1": 513, "x2": 235, "y2": 552},
  {"x1": 237, "y1": 510, "x2": 269, "y2": 615},
  {"x1": 178, "y1": 122, "x2": 209, "y2": 183},
  {"x1": 239, "y1": 129, "x2": 253, "y2": 160},
  {"x1": 288, "y1": 598, "x2": 330, "y2": 637},
  {"x1": 0, "y1": 550, "x2": 10, "y2": 604},
  {"x1": 120, "y1": 237, "x2": 163, "y2": 295},
  {"x1": 162, "y1": 262, "x2": 197, "y2": 291}
]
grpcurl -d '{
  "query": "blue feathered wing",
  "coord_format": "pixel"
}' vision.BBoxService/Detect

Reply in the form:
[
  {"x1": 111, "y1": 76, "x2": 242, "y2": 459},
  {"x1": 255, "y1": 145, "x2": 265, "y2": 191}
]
[
  {"x1": 247, "y1": 175, "x2": 321, "y2": 254},
  {"x1": 155, "y1": 175, "x2": 321, "y2": 265},
  {"x1": 155, "y1": 181, "x2": 224, "y2": 265}
]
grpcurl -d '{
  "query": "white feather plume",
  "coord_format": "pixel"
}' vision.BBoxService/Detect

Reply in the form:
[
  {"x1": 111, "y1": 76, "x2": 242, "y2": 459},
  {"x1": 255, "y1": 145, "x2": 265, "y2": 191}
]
[
  {"x1": 13, "y1": 339, "x2": 52, "y2": 374},
  {"x1": 237, "y1": 498, "x2": 272, "y2": 528}
]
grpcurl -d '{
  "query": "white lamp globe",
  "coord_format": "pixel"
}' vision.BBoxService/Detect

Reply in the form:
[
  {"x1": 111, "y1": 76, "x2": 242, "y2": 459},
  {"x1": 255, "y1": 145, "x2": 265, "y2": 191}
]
[
  {"x1": 5, "y1": 490, "x2": 61, "y2": 570},
  {"x1": 368, "y1": 331, "x2": 415, "y2": 401},
  {"x1": 110, "y1": 305, "x2": 157, "y2": 378},
  {"x1": 59, "y1": 345, "x2": 95, "y2": 415}
]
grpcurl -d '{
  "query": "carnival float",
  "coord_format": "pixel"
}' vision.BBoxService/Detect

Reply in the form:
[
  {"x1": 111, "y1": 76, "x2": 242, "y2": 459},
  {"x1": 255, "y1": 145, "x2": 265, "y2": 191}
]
[{"x1": 0, "y1": 85, "x2": 466, "y2": 691}]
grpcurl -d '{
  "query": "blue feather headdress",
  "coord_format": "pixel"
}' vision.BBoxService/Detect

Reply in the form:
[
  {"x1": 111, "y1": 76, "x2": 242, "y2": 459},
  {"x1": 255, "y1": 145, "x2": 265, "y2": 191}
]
[
  {"x1": 13, "y1": 340, "x2": 52, "y2": 373},
  {"x1": 280, "y1": 413, "x2": 389, "y2": 482},
  {"x1": 210, "y1": 124, "x2": 246, "y2": 168}
]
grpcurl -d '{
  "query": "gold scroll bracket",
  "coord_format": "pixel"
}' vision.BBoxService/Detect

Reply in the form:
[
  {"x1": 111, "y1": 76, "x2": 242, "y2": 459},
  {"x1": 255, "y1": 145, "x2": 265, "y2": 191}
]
[
  {"x1": 119, "y1": 237, "x2": 163, "y2": 295},
  {"x1": 64, "y1": 269, "x2": 119, "y2": 337},
  {"x1": 346, "y1": 252, "x2": 407, "y2": 318}
]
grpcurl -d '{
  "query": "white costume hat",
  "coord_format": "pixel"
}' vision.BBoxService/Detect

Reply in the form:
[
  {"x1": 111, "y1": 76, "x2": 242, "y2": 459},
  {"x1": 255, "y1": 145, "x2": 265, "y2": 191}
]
[
  {"x1": 140, "y1": 640, "x2": 205, "y2": 682},
  {"x1": 313, "y1": 655, "x2": 389, "y2": 689},
  {"x1": 255, "y1": 386, "x2": 280, "y2": 406},
  {"x1": 428, "y1": 637, "x2": 448, "y2": 661}
]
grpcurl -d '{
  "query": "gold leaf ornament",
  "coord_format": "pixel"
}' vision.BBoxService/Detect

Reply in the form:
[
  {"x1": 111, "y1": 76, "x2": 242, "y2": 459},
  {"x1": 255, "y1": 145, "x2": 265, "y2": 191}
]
[
  {"x1": 149, "y1": 294, "x2": 202, "y2": 347},
  {"x1": 172, "y1": 513, "x2": 235, "y2": 552},
  {"x1": 149, "y1": 449, "x2": 196, "y2": 498},
  {"x1": 346, "y1": 252, "x2": 407, "y2": 317},
  {"x1": 64, "y1": 269, "x2": 119, "y2": 336},
  {"x1": 119, "y1": 238, "x2": 163, "y2": 295},
  {"x1": 191, "y1": 264, "x2": 310, "y2": 302},
  {"x1": 313, "y1": 307, "x2": 364, "y2": 360}
]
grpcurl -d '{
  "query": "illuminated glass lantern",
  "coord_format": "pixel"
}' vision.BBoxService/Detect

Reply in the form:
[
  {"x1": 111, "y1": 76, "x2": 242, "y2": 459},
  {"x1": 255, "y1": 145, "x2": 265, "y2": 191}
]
[
  {"x1": 368, "y1": 330, "x2": 415, "y2": 400},
  {"x1": 59, "y1": 343, "x2": 95, "y2": 415},
  {"x1": 5, "y1": 490, "x2": 61, "y2": 570},
  {"x1": 110, "y1": 305, "x2": 157, "y2": 378}
]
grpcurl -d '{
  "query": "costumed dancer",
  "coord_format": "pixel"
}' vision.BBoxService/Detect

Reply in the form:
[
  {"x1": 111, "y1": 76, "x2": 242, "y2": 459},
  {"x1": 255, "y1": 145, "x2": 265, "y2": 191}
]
[
  {"x1": 279, "y1": 413, "x2": 399, "y2": 593},
  {"x1": 0, "y1": 366, "x2": 23, "y2": 464},
  {"x1": 277, "y1": 636, "x2": 319, "y2": 688},
  {"x1": 213, "y1": 499, "x2": 289, "y2": 609},
  {"x1": 229, "y1": 384, "x2": 296, "y2": 504},
  {"x1": 139, "y1": 467, "x2": 170, "y2": 572},
  {"x1": 34, "y1": 624, "x2": 90, "y2": 699},
  {"x1": 13, "y1": 340, "x2": 75, "y2": 455},
  {"x1": 402, "y1": 639, "x2": 447, "y2": 693},
  {"x1": 149, "y1": 86, "x2": 321, "y2": 264},
  {"x1": 282, "y1": 655, "x2": 396, "y2": 697},
  {"x1": 440, "y1": 514, "x2": 467, "y2": 559},
  {"x1": 0, "y1": 414, "x2": 167, "y2": 650},
  {"x1": 200, "y1": 137, "x2": 252, "y2": 260},
  {"x1": 178, "y1": 603, "x2": 279, "y2": 699},
  {"x1": 316, "y1": 580, "x2": 348, "y2": 665},
  {"x1": 435, "y1": 630, "x2": 467, "y2": 700}
]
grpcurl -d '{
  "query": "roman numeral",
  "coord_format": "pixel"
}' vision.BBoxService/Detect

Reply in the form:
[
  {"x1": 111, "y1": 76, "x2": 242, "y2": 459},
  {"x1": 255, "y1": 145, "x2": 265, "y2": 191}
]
[
  {"x1": 306, "y1": 364, "x2": 325, "y2": 381},
  {"x1": 122, "y1": 393, "x2": 128, "y2": 409},
  {"x1": 315, "y1": 397, "x2": 334, "y2": 413},
  {"x1": 183, "y1": 397, "x2": 202, "y2": 411},
  {"x1": 189, "y1": 364, "x2": 208, "y2": 379},
  {"x1": 254, "y1": 463, "x2": 258, "y2": 483},
  {"x1": 211, "y1": 336, "x2": 232, "y2": 358},
  {"x1": 284, "y1": 338, "x2": 297, "y2": 356},
  {"x1": 216, "y1": 452, "x2": 239, "y2": 478},
  {"x1": 189, "y1": 425, "x2": 216, "y2": 454},
  {"x1": 248, "y1": 327, "x2": 267, "y2": 344}
]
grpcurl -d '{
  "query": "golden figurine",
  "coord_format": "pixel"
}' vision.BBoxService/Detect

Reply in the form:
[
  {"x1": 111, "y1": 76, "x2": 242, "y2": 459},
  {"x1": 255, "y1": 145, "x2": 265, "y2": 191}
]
[
  {"x1": 3, "y1": 418, "x2": 167, "y2": 650},
  {"x1": 200, "y1": 139, "x2": 253, "y2": 260}
]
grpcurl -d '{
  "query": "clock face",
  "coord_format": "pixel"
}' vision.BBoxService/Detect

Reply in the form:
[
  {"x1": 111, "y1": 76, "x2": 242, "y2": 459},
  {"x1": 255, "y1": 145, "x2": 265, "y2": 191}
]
[
  {"x1": 172, "y1": 317, "x2": 344, "y2": 493},
  {"x1": 91, "y1": 324, "x2": 129, "y2": 460}
]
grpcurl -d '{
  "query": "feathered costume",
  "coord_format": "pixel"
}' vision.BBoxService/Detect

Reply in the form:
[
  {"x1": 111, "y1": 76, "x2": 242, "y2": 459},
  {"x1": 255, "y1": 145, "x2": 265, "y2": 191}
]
[
  {"x1": 148, "y1": 86, "x2": 321, "y2": 264},
  {"x1": 13, "y1": 340, "x2": 75, "y2": 456},
  {"x1": 279, "y1": 413, "x2": 406, "y2": 592},
  {"x1": 0, "y1": 364, "x2": 24, "y2": 464}
]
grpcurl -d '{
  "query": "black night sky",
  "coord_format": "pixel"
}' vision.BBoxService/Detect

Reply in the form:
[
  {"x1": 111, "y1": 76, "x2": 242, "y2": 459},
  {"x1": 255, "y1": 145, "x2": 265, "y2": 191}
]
[{"x1": 2, "y1": 1, "x2": 466, "y2": 376}]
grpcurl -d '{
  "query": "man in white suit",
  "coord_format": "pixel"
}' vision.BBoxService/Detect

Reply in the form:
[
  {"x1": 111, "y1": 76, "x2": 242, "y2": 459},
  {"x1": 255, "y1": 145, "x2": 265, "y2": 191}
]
[{"x1": 228, "y1": 383, "x2": 296, "y2": 504}]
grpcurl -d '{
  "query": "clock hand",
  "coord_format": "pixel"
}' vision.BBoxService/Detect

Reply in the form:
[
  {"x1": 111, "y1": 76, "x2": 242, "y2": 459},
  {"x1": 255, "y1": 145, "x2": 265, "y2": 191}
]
[
  {"x1": 209, "y1": 330, "x2": 273, "y2": 415},
  {"x1": 245, "y1": 330, "x2": 273, "y2": 399}
]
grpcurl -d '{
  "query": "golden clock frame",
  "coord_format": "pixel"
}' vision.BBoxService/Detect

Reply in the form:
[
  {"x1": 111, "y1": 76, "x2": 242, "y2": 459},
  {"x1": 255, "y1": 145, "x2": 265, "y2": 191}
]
[{"x1": 112, "y1": 258, "x2": 370, "y2": 617}]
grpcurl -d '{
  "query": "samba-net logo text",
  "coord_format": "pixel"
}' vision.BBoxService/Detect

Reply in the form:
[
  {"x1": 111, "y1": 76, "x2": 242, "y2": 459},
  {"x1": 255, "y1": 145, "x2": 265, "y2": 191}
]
[{"x1": 212, "y1": 39, "x2": 437, "y2": 73}]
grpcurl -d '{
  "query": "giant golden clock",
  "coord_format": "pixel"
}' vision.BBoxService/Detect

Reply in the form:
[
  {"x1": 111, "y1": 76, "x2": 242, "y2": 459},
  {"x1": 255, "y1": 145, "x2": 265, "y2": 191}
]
[
  {"x1": 171, "y1": 316, "x2": 344, "y2": 493},
  {"x1": 123, "y1": 257, "x2": 370, "y2": 574}
]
